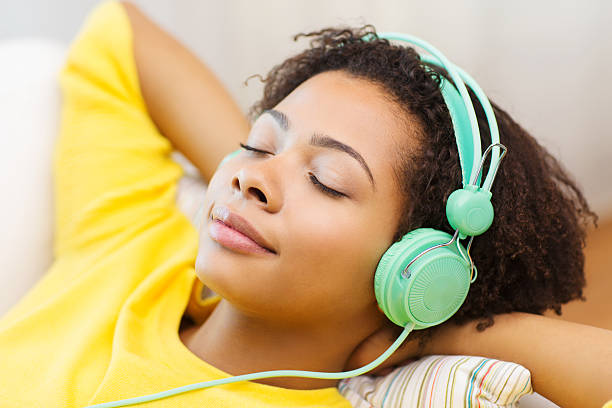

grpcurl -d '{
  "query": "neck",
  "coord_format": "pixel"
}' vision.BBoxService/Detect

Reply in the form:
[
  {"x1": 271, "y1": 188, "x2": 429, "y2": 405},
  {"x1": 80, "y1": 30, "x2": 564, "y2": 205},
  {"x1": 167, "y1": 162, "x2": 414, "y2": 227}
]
[{"x1": 181, "y1": 299, "x2": 371, "y2": 390}]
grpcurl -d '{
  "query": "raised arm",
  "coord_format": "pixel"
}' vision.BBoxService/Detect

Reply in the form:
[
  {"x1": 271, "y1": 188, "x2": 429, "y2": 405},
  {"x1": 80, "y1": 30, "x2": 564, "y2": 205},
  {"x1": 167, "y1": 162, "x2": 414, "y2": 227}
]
[
  {"x1": 348, "y1": 312, "x2": 612, "y2": 408},
  {"x1": 432, "y1": 313, "x2": 612, "y2": 408},
  {"x1": 120, "y1": 1, "x2": 250, "y2": 183}
]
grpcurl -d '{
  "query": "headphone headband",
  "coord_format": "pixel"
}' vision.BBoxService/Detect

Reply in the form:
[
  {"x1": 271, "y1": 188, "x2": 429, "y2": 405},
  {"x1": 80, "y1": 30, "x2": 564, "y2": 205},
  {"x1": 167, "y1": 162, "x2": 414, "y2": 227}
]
[{"x1": 377, "y1": 32, "x2": 501, "y2": 191}]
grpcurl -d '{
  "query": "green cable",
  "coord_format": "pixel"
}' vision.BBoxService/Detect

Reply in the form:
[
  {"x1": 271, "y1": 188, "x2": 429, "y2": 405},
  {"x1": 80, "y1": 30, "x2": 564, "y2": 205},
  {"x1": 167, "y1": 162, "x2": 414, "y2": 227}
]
[{"x1": 83, "y1": 323, "x2": 415, "y2": 407}]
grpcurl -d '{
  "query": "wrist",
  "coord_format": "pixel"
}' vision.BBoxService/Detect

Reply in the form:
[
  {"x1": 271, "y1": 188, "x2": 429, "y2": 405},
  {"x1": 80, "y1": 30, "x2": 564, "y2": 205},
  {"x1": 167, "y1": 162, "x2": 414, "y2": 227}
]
[
  {"x1": 422, "y1": 312, "x2": 527, "y2": 356},
  {"x1": 422, "y1": 321, "x2": 470, "y2": 356}
]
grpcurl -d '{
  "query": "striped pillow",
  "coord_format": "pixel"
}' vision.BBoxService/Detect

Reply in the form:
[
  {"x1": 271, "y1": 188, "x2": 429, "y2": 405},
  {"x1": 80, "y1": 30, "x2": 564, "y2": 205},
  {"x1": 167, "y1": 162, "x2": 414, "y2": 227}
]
[{"x1": 338, "y1": 355, "x2": 533, "y2": 408}]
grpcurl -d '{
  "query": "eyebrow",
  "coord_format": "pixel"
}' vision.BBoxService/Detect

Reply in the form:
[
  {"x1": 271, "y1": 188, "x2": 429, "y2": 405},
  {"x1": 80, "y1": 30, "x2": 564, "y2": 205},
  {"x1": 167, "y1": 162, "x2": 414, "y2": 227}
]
[
  {"x1": 265, "y1": 109, "x2": 289, "y2": 131},
  {"x1": 263, "y1": 109, "x2": 376, "y2": 190}
]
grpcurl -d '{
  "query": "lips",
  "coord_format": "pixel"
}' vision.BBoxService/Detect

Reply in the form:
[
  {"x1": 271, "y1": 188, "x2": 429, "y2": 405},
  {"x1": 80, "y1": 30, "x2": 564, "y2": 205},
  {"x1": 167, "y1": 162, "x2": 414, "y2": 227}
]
[{"x1": 210, "y1": 206, "x2": 276, "y2": 254}]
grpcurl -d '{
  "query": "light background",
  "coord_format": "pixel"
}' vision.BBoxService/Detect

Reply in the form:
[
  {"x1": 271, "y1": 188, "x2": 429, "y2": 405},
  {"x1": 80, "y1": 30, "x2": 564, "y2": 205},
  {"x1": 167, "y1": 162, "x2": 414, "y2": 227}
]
[
  {"x1": 2, "y1": 0, "x2": 611, "y2": 217},
  {"x1": 3, "y1": 3, "x2": 611, "y2": 407}
]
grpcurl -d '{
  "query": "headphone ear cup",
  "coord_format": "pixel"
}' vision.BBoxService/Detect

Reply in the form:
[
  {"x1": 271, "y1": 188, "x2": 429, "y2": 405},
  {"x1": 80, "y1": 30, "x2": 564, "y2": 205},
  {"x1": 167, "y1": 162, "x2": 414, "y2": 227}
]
[{"x1": 374, "y1": 228, "x2": 471, "y2": 329}]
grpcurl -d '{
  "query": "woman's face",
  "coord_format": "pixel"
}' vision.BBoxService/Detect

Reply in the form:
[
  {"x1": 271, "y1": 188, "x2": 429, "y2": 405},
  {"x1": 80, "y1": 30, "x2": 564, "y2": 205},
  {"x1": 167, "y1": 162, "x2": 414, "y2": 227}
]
[{"x1": 195, "y1": 70, "x2": 418, "y2": 329}]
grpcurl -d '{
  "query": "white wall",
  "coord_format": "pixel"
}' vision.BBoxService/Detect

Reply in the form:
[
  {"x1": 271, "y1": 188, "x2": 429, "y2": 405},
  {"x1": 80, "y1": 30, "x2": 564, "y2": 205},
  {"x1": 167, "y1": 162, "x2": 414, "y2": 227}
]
[{"x1": 3, "y1": 0, "x2": 611, "y2": 217}]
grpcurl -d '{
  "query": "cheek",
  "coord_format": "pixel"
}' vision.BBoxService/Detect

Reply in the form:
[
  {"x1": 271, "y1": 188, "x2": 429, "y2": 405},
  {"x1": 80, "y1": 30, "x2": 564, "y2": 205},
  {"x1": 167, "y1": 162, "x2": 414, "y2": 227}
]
[
  {"x1": 277, "y1": 198, "x2": 390, "y2": 306},
  {"x1": 292, "y1": 209, "x2": 371, "y2": 262}
]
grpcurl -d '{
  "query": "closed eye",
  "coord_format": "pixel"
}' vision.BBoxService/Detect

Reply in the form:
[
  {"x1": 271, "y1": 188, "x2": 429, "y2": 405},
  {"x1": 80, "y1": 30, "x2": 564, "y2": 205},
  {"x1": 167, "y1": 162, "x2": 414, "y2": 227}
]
[
  {"x1": 239, "y1": 142, "x2": 273, "y2": 155},
  {"x1": 309, "y1": 173, "x2": 346, "y2": 198},
  {"x1": 240, "y1": 143, "x2": 346, "y2": 199}
]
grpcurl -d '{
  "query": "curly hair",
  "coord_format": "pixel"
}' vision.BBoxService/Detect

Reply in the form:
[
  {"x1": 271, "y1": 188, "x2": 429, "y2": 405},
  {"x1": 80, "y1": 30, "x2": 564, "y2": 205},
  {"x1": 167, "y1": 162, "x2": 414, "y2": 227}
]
[{"x1": 247, "y1": 26, "x2": 598, "y2": 333}]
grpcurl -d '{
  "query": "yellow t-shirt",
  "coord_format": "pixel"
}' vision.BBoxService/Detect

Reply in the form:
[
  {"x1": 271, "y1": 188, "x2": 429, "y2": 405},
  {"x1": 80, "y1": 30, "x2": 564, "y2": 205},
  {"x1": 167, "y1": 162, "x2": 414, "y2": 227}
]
[{"x1": 0, "y1": 1, "x2": 350, "y2": 407}]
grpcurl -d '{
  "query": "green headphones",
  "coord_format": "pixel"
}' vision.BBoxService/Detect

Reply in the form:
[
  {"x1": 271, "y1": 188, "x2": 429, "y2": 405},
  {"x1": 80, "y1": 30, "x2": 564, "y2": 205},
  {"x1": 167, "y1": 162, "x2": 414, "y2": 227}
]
[
  {"x1": 85, "y1": 31, "x2": 508, "y2": 408},
  {"x1": 220, "y1": 33, "x2": 509, "y2": 330},
  {"x1": 221, "y1": 33, "x2": 506, "y2": 330},
  {"x1": 373, "y1": 32, "x2": 507, "y2": 329}
]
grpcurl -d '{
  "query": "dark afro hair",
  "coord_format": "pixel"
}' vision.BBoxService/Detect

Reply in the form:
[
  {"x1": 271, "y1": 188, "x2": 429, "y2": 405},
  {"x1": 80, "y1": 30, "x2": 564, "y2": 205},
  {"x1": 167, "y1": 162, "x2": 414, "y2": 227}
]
[{"x1": 247, "y1": 25, "x2": 598, "y2": 336}]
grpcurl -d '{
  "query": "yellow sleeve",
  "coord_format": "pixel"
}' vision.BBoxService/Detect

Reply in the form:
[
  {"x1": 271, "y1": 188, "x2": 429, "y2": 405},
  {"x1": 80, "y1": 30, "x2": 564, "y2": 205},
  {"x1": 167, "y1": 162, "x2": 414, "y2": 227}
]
[
  {"x1": 603, "y1": 399, "x2": 612, "y2": 408},
  {"x1": 54, "y1": 0, "x2": 182, "y2": 257}
]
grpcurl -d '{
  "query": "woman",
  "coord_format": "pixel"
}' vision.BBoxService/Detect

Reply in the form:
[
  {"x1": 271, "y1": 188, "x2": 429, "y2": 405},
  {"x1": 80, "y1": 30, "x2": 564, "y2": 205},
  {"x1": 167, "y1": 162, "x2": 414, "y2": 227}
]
[{"x1": 0, "y1": 1, "x2": 610, "y2": 407}]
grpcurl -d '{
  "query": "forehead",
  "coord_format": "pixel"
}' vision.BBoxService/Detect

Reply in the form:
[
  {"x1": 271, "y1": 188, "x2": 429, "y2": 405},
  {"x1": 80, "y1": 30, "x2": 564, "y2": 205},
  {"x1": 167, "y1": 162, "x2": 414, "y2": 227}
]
[
  {"x1": 273, "y1": 70, "x2": 417, "y2": 165},
  {"x1": 272, "y1": 70, "x2": 418, "y2": 188}
]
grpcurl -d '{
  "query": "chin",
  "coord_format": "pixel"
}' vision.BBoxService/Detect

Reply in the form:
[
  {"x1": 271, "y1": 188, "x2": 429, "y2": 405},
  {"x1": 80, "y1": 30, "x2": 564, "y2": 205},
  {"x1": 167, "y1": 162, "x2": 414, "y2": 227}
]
[
  {"x1": 195, "y1": 238, "x2": 259, "y2": 298},
  {"x1": 195, "y1": 238, "x2": 286, "y2": 319},
  {"x1": 194, "y1": 238, "x2": 236, "y2": 296}
]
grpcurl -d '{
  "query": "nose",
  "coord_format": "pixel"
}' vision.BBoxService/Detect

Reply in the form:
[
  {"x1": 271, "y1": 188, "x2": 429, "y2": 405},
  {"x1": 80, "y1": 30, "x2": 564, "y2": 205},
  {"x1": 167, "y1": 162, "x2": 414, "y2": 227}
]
[{"x1": 231, "y1": 167, "x2": 281, "y2": 212}]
